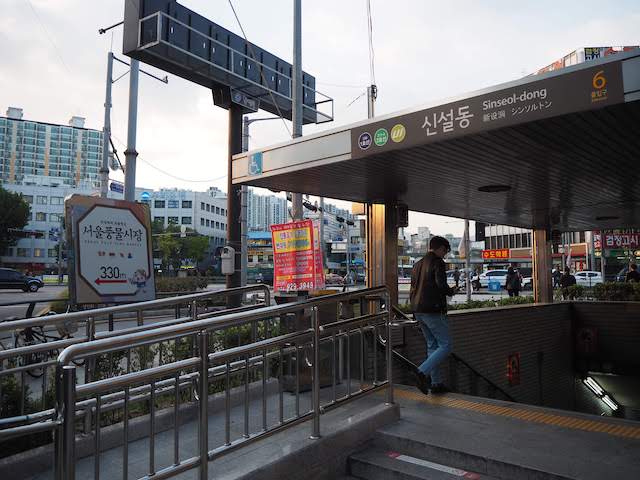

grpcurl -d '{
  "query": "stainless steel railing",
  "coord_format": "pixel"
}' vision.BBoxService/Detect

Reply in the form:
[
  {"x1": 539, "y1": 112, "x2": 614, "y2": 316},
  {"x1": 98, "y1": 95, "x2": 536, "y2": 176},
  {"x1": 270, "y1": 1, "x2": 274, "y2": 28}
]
[
  {"x1": 0, "y1": 285, "x2": 270, "y2": 440},
  {"x1": 52, "y1": 286, "x2": 392, "y2": 480}
]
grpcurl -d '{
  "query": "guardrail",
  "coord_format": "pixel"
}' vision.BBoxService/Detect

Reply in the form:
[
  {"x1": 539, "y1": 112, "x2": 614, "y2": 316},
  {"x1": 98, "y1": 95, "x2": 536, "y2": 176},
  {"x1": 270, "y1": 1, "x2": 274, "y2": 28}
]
[
  {"x1": 0, "y1": 285, "x2": 270, "y2": 444},
  {"x1": 49, "y1": 286, "x2": 390, "y2": 479}
]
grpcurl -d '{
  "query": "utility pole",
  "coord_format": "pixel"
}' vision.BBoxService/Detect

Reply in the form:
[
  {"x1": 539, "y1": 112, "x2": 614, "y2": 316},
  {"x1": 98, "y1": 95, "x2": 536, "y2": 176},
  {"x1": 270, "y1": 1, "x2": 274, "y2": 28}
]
[
  {"x1": 367, "y1": 84, "x2": 377, "y2": 118},
  {"x1": 124, "y1": 59, "x2": 140, "y2": 201},
  {"x1": 464, "y1": 219, "x2": 471, "y2": 302},
  {"x1": 241, "y1": 117, "x2": 249, "y2": 289},
  {"x1": 100, "y1": 52, "x2": 113, "y2": 198},
  {"x1": 290, "y1": 0, "x2": 303, "y2": 220}
]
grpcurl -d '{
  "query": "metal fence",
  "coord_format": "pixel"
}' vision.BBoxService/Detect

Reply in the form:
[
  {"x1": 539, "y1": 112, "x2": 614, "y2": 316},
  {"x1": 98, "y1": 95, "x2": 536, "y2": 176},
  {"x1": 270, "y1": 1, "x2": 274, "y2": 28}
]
[
  {"x1": 49, "y1": 286, "x2": 390, "y2": 479},
  {"x1": 0, "y1": 285, "x2": 270, "y2": 444}
]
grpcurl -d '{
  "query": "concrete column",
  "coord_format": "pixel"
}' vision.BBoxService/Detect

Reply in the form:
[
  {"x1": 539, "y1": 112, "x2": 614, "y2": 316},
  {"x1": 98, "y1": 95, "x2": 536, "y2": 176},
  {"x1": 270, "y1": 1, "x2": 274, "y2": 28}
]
[
  {"x1": 366, "y1": 203, "x2": 398, "y2": 305},
  {"x1": 532, "y1": 228, "x2": 553, "y2": 303}
]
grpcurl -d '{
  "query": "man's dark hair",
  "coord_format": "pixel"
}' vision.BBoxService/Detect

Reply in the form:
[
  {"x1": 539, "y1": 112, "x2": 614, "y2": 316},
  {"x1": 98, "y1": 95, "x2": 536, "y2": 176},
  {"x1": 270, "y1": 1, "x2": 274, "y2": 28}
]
[
  {"x1": 631, "y1": 264, "x2": 638, "y2": 271},
  {"x1": 564, "y1": 266, "x2": 571, "y2": 274},
  {"x1": 429, "y1": 235, "x2": 451, "y2": 252}
]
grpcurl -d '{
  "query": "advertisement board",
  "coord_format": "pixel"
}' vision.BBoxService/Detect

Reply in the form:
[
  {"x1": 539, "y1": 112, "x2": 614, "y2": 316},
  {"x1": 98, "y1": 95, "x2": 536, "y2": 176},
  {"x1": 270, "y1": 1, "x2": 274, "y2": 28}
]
[
  {"x1": 482, "y1": 249, "x2": 510, "y2": 260},
  {"x1": 270, "y1": 219, "x2": 325, "y2": 292},
  {"x1": 65, "y1": 195, "x2": 156, "y2": 304}
]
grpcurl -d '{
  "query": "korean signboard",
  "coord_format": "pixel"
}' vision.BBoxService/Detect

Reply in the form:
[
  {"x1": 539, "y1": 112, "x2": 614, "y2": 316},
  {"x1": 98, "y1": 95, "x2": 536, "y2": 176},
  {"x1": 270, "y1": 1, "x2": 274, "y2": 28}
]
[
  {"x1": 65, "y1": 195, "x2": 155, "y2": 304},
  {"x1": 603, "y1": 232, "x2": 640, "y2": 249},
  {"x1": 482, "y1": 249, "x2": 510, "y2": 260},
  {"x1": 270, "y1": 219, "x2": 325, "y2": 292},
  {"x1": 351, "y1": 62, "x2": 624, "y2": 159}
]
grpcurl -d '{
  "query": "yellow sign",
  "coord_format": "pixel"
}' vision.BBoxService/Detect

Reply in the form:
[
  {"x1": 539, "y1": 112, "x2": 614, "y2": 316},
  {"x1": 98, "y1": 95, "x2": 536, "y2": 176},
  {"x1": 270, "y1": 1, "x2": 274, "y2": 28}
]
[
  {"x1": 272, "y1": 224, "x2": 312, "y2": 254},
  {"x1": 390, "y1": 124, "x2": 406, "y2": 143}
]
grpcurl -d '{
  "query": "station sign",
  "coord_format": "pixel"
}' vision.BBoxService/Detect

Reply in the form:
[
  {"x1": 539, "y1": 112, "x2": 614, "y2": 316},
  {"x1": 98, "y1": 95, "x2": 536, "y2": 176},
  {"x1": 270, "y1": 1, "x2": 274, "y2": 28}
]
[
  {"x1": 270, "y1": 219, "x2": 325, "y2": 292},
  {"x1": 65, "y1": 195, "x2": 155, "y2": 304},
  {"x1": 482, "y1": 249, "x2": 509, "y2": 260},
  {"x1": 351, "y1": 61, "x2": 624, "y2": 159}
]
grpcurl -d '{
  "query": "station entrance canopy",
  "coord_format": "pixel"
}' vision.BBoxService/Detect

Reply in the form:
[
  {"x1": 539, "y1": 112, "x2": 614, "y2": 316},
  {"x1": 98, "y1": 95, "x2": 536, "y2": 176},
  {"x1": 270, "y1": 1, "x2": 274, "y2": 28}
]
[{"x1": 233, "y1": 50, "x2": 640, "y2": 232}]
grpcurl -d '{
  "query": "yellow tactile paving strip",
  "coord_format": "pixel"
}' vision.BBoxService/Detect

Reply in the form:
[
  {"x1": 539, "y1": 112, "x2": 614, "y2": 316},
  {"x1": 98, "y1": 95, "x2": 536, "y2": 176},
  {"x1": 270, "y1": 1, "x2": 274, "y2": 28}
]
[{"x1": 394, "y1": 388, "x2": 640, "y2": 440}]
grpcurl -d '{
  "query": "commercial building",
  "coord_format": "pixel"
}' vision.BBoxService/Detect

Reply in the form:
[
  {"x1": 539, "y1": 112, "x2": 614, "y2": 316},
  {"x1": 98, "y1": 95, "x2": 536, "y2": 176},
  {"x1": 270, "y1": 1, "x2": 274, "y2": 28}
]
[{"x1": 0, "y1": 107, "x2": 103, "y2": 187}]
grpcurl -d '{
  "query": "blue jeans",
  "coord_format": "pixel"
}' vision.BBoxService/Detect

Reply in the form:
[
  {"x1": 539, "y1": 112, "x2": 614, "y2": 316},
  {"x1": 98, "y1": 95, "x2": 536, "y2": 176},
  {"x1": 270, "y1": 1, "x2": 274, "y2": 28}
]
[{"x1": 415, "y1": 312, "x2": 452, "y2": 385}]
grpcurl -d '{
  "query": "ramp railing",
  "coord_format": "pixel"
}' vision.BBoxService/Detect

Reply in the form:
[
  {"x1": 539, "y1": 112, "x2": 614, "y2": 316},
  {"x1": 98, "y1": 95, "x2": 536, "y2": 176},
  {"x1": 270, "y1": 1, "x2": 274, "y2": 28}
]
[
  {"x1": 51, "y1": 286, "x2": 392, "y2": 480},
  {"x1": 0, "y1": 285, "x2": 270, "y2": 445}
]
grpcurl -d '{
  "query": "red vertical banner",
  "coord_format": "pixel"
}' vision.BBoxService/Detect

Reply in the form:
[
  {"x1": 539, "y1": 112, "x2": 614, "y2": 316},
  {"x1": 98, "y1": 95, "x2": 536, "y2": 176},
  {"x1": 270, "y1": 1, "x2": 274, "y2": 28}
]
[
  {"x1": 312, "y1": 222, "x2": 326, "y2": 290},
  {"x1": 271, "y1": 220, "x2": 324, "y2": 292}
]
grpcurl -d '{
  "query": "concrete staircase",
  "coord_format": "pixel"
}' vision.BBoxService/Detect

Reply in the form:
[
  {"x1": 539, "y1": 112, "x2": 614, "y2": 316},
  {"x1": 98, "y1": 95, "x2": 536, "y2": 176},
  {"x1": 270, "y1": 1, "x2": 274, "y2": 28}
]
[{"x1": 346, "y1": 387, "x2": 640, "y2": 480}]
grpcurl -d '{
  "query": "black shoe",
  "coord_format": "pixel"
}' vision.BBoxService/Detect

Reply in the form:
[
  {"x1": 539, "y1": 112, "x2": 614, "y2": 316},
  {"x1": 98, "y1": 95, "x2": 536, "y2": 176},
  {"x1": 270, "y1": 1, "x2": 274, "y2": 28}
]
[
  {"x1": 430, "y1": 383, "x2": 449, "y2": 394},
  {"x1": 412, "y1": 370, "x2": 431, "y2": 395}
]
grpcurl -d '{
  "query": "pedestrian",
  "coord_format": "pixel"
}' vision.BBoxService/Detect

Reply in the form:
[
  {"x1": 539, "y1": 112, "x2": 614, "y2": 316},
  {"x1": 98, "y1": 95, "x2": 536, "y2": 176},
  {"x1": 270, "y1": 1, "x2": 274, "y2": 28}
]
[
  {"x1": 505, "y1": 266, "x2": 521, "y2": 297},
  {"x1": 552, "y1": 266, "x2": 561, "y2": 289},
  {"x1": 626, "y1": 263, "x2": 640, "y2": 282},
  {"x1": 453, "y1": 267, "x2": 461, "y2": 289},
  {"x1": 560, "y1": 266, "x2": 576, "y2": 300},
  {"x1": 409, "y1": 236, "x2": 456, "y2": 395}
]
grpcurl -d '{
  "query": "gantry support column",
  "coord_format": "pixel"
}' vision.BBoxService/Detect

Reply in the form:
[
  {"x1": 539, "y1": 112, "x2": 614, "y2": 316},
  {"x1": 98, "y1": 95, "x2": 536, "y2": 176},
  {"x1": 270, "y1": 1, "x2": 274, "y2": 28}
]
[
  {"x1": 532, "y1": 228, "x2": 553, "y2": 303},
  {"x1": 366, "y1": 203, "x2": 398, "y2": 305}
]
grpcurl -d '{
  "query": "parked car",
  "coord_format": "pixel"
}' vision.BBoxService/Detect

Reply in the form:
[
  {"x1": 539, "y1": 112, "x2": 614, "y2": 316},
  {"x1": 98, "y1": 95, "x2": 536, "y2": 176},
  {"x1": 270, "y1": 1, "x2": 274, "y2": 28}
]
[
  {"x1": 0, "y1": 268, "x2": 44, "y2": 292},
  {"x1": 476, "y1": 269, "x2": 509, "y2": 288},
  {"x1": 325, "y1": 273, "x2": 344, "y2": 286},
  {"x1": 574, "y1": 271, "x2": 603, "y2": 287},
  {"x1": 522, "y1": 276, "x2": 533, "y2": 290}
]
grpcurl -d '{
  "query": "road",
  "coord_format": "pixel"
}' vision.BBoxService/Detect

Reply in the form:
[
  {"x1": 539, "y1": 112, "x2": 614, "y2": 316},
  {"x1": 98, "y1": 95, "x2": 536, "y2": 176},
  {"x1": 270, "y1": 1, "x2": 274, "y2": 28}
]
[{"x1": 0, "y1": 285, "x2": 68, "y2": 320}]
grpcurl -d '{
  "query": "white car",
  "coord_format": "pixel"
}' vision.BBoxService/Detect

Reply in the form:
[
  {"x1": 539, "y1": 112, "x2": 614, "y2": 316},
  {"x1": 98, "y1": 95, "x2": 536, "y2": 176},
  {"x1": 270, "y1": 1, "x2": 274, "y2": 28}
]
[
  {"x1": 476, "y1": 269, "x2": 509, "y2": 288},
  {"x1": 574, "y1": 271, "x2": 603, "y2": 287},
  {"x1": 522, "y1": 276, "x2": 533, "y2": 290}
]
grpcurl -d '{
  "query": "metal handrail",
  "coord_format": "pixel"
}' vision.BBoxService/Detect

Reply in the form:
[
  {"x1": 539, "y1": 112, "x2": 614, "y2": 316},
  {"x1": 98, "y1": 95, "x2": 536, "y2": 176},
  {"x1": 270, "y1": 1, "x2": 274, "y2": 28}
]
[
  {"x1": 390, "y1": 306, "x2": 516, "y2": 402},
  {"x1": 57, "y1": 286, "x2": 389, "y2": 365},
  {"x1": 0, "y1": 284, "x2": 270, "y2": 333},
  {"x1": 53, "y1": 286, "x2": 392, "y2": 480}
]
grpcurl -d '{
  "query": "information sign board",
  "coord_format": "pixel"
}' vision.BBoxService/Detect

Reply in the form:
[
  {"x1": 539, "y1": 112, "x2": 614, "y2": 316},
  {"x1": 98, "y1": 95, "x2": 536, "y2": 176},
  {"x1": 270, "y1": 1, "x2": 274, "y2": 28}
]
[
  {"x1": 65, "y1": 195, "x2": 155, "y2": 304},
  {"x1": 271, "y1": 219, "x2": 324, "y2": 292}
]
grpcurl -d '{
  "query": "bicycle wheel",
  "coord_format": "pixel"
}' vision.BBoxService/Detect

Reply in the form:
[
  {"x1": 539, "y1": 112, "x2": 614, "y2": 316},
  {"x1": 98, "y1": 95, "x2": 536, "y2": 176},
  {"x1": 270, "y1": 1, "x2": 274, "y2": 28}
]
[{"x1": 15, "y1": 328, "x2": 50, "y2": 379}]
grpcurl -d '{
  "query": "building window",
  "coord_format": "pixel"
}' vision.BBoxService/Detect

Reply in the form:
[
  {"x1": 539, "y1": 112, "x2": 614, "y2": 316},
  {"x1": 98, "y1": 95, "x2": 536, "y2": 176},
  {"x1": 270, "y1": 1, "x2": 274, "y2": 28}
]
[
  {"x1": 221, "y1": 209, "x2": 226, "y2": 216},
  {"x1": 182, "y1": 201, "x2": 192, "y2": 209},
  {"x1": 17, "y1": 248, "x2": 30, "y2": 257},
  {"x1": 36, "y1": 212, "x2": 47, "y2": 221},
  {"x1": 200, "y1": 218, "x2": 205, "y2": 226},
  {"x1": 154, "y1": 200, "x2": 165, "y2": 208},
  {"x1": 215, "y1": 207, "x2": 220, "y2": 214},
  {"x1": 181, "y1": 217, "x2": 192, "y2": 225},
  {"x1": 50, "y1": 196, "x2": 64, "y2": 205},
  {"x1": 36, "y1": 195, "x2": 47, "y2": 205},
  {"x1": 22, "y1": 195, "x2": 33, "y2": 204},
  {"x1": 200, "y1": 202, "x2": 205, "y2": 210},
  {"x1": 168, "y1": 200, "x2": 179, "y2": 208},
  {"x1": 167, "y1": 216, "x2": 178, "y2": 224},
  {"x1": 206, "y1": 219, "x2": 210, "y2": 227},
  {"x1": 154, "y1": 216, "x2": 164, "y2": 224},
  {"x1": 48, "y1": 248, "x2": 57, "y2": 258},
  {"x1": 215, "y1": 221, "x2": 220, "y2": 229},
  {"x1": 33, "y1": 248, "x2": 44, "y2": 258},
  {"x1": 206, "y1": 204, "x2": 211, "y2": 212},
  {"x1": 49, "y1": 213, "x2": 62, "y2": 223}
]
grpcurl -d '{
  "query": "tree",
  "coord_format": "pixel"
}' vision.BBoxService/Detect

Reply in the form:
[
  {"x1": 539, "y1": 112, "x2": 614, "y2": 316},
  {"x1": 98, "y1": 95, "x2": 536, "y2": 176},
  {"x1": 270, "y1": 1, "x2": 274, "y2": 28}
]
[
  {"x1": 0, "y1": 186, "x2": 30, "y2": 261},
  {"x1": 153, "y1": 223, "x2": 210, "y2": 274}
]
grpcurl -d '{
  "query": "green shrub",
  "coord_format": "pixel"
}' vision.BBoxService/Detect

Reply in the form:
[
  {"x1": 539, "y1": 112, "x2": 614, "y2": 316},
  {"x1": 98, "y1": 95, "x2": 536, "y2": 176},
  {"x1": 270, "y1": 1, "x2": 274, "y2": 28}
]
[
  {"x1": 592, "y1": 282, "x2": 640, "y2": 302},
  {"x1": 554, "y1": 285, "x2": 586, "y2": 301},
  {"x1": 155, "y1": 276, "x2": 209, "y2": 293},
  {"x1": 398, "y1": 296, "x2": 534, "y2": 314}
]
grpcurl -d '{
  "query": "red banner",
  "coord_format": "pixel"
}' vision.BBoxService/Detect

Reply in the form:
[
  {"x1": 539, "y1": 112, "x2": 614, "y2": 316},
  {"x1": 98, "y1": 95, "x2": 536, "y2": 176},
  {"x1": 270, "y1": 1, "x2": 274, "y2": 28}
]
[
  {"x1": 482, "y1": 248, "x2": 509, "y2": 260},
  {"x1": 271, "y1": 220, "x2": 325, "y2": 292}
]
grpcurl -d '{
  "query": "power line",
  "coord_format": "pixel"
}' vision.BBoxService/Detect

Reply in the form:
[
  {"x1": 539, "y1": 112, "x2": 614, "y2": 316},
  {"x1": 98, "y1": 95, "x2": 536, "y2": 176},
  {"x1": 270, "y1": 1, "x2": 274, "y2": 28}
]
[
  {"x1": 227, "y1": 0, "x2": 292, "y2": 137},
  {"x1": 23, "y1": 0, "x2": 73, "y2": 76},
  {"x1": 112, "y1": 135, "x2": 227, "y2": 183}
]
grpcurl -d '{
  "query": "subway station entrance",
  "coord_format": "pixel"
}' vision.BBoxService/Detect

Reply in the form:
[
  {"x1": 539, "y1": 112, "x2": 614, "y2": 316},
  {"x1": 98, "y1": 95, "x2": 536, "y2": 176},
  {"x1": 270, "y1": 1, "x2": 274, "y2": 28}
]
[{"x1": 233, "y1": 49, "x2": 640, "y2": 305}]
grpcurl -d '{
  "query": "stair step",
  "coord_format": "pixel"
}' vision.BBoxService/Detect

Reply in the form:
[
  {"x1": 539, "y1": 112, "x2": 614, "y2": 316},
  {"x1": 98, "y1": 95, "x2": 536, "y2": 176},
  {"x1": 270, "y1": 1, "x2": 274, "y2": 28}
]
[
  {"x1": 374, "y1": 420, "x2": 573, "y2": 480},
  {"x1": 349, "y1": 448, "x2": 496, "y2": 480}
]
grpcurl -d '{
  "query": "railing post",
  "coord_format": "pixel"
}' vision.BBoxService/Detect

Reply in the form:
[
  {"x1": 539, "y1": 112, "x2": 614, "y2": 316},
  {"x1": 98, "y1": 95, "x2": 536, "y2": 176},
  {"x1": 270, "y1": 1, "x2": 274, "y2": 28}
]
[
  {"x1": 62, "y1": 365, "x2": 76, "y2": 480},
  {"x1": 83, "y1": 317, "x2": 95, "y2": 434},
  {"x1": 310, "y1": 306, "x2": 321, "y2": 439},
  {"x1": 384, "y1": 292, "x2": 394, "y2": 405},
  {"x1": 198, "y1": 330, "x2": 209, "y2": 480}
]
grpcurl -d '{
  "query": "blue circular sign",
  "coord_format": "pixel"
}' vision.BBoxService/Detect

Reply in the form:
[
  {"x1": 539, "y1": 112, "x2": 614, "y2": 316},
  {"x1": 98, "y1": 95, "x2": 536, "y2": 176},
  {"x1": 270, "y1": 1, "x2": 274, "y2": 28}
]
[
  {"x1": 358, "y1": 132, "x2": 372, "y2": 150},
  {"x1": 140, "y1": 192, "x2": 151, "y2": 201}
]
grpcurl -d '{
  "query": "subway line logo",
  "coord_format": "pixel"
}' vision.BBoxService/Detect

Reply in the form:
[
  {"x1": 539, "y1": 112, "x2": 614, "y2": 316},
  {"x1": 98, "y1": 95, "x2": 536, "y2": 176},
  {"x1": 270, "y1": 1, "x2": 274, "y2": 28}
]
[{"x1": 390, "y1": 124, "x2": 406, "y2": 143}]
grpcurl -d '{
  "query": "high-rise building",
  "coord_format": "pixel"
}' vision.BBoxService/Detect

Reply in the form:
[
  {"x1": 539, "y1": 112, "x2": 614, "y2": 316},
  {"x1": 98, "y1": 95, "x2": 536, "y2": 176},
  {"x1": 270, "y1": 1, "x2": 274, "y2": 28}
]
[
  {"x1": 0, "y1": 107, "x2": 104, "y2": 188},
  {"x1": 247, "y1": 188, "x2": 287, "y2": 231}
]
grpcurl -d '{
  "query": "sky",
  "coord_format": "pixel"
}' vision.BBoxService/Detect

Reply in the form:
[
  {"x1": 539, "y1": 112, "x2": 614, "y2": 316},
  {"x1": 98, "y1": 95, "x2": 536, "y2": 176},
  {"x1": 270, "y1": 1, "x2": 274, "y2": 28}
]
[{"x1": 1, "y1": 0, "x2": 639, "y2": 236}]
